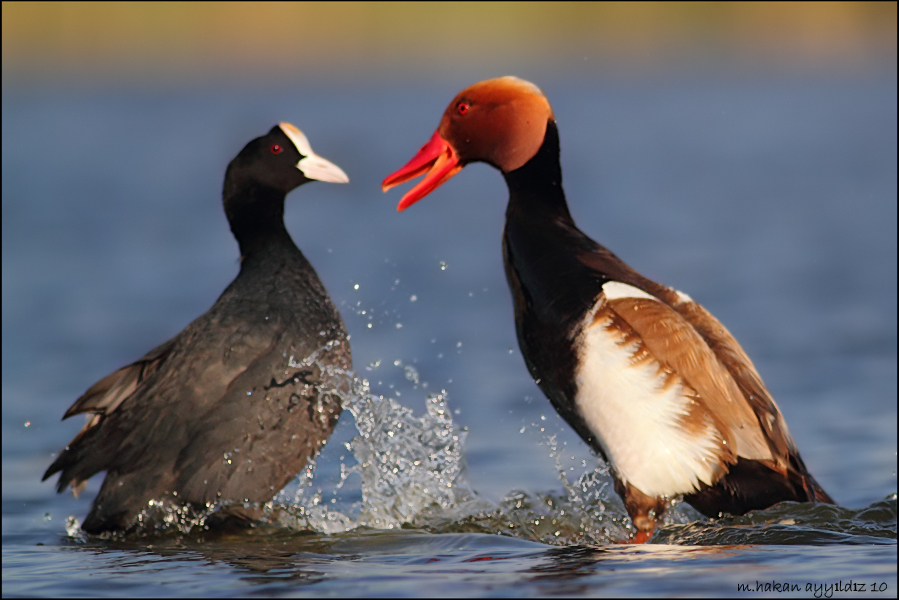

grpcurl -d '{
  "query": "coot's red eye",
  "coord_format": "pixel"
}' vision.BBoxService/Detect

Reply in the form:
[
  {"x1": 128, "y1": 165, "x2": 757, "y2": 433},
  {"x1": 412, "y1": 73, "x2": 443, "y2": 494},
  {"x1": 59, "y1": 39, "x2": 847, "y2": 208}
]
[
  {"x1": 457, "y1": 102, "x2": 469, "y2": 115},
  {"x1": 271, "y1": 144, "x2": 283, "y2": 154}
]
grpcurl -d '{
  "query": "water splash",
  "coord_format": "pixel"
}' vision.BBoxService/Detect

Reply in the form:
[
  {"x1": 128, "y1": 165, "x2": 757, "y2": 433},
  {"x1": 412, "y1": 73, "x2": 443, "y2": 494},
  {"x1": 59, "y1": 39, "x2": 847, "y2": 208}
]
[
  {"x1": 283, "y1": 383, "x2": 633, "y2": 545},
  {"x1": 289, "y1": 372, "x2": 476, "y2": 532},
  {"x1": 64, "y1": 516, "x2": 83, "y2": 538}
]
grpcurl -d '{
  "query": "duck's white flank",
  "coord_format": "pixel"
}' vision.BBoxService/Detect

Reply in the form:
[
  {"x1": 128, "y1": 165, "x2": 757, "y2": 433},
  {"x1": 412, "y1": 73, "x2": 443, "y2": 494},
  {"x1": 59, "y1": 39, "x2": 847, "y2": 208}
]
[{"x1": 574, "y1": 281, "x2": 724, "y2": 497}]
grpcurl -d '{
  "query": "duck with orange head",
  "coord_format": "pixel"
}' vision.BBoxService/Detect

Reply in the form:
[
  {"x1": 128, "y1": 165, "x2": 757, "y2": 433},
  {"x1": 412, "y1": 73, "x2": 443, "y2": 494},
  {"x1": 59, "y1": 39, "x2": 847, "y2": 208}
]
[{"x1": 383, "y1": 76, "x2": 834, "y2": 543}]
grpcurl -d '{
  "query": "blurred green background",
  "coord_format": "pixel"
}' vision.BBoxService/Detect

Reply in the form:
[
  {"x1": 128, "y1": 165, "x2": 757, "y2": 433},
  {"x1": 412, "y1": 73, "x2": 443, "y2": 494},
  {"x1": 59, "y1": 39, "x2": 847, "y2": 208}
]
[{"x1": 3, "y1": 1, "x2": 896, "y2": 84}]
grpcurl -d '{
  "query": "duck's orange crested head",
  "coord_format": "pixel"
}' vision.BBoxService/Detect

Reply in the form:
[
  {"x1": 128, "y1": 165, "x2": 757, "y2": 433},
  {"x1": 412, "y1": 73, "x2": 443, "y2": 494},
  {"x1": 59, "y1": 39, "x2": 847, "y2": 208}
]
[{"x1": 383, "y1": 76, "x2": 555, "y2": 211}]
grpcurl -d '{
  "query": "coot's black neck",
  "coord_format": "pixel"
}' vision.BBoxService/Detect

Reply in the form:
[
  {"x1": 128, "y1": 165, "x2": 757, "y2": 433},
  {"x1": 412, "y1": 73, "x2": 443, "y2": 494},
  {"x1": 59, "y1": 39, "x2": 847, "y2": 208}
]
[{"x1": 223, "y1": 179, "x2": 297, "y2": 259}]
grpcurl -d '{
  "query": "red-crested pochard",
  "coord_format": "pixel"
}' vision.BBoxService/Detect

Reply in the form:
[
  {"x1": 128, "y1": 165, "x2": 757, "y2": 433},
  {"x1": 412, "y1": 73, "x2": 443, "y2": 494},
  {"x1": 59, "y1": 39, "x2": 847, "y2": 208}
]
[
  {"x1": 45, "y1": 123, "x2": 352, "y2": 534},
  {"x1": 382, "y1": 76, "x2": 833, "y2": 543}
]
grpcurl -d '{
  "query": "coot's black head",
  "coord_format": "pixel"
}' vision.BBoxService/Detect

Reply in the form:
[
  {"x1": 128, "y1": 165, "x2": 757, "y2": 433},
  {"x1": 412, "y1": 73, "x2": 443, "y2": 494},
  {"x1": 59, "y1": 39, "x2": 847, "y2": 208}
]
[
  {"x1": 225, "y1": 122, "x2": 348, "y2": 195},
  {"x1": 223, "y1": 123, "x2": 348, "y2": 254}
]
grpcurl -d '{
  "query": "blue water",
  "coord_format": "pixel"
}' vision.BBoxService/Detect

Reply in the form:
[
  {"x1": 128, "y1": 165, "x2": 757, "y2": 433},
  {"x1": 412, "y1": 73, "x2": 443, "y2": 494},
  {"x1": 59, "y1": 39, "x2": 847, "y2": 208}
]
[{"x1": 3, "y1": 72, "x2": 896, "y2": 596}]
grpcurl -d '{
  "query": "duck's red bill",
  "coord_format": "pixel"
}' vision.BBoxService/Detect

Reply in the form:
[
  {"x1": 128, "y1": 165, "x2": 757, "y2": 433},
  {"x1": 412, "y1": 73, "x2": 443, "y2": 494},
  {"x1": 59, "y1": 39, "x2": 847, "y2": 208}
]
[{"x1": 382, "y1": 131, "x2": 462, "y2": 211}]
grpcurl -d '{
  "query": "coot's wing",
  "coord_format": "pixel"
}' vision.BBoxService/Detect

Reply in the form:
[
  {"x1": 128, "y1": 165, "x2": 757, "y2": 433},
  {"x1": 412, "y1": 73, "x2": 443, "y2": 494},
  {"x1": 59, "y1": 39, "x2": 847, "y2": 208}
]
[
  {"x1": 63, "y1": 338, "x2": 176, "y2": 419},
  {"x1": 173, "y1": 325, "x2": 351, "y2": 504},
  {"x1": 42, "y1": 337, "x2": 177, "y2": 492}
]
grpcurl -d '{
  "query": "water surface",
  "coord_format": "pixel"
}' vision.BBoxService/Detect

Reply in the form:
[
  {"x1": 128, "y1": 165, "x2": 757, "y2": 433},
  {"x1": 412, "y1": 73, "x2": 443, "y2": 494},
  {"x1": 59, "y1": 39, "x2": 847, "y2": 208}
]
[{"x1": 3, "y1": 72, "x2": 896, "y2": 596}]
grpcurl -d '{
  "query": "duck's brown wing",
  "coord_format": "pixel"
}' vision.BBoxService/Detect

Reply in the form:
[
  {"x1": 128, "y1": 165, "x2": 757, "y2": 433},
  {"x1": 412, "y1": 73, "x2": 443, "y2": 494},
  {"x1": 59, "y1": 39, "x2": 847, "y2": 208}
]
[{"x1": 672, "y1": 296, "x2": 834, "y2": 506}]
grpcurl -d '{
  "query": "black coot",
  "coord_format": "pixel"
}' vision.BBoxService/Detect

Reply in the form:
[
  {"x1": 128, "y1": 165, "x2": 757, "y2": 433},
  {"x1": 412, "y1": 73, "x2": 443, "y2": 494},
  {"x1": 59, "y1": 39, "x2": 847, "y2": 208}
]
[{"x1": 44, "y1": 122, "x2": 352, "y2": 534}]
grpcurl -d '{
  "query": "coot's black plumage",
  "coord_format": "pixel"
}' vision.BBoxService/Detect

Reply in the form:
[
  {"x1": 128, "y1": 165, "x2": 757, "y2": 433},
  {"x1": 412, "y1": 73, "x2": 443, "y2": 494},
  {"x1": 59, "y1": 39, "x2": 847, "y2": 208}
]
[
  {"x1": 383, "y1": 77, "x2": 833, "y2": 542},
  {"x1": 44, "y1": 123, "x2": 351, "y2": 534}
]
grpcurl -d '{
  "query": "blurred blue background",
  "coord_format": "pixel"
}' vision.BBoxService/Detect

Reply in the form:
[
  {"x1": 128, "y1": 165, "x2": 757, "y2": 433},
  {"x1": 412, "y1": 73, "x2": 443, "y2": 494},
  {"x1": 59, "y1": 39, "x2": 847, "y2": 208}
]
[{"x1": 2, "y1": 3, "x2": 896, "y2": 596}]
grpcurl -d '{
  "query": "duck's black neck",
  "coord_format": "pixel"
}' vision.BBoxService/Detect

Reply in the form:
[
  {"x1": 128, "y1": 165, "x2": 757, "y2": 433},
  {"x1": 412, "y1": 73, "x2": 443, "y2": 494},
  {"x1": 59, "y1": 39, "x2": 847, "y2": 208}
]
[
  {"x1": 500, "y1": 118, "x2": 603, "y2": 331},
  {"x1": 503, "y1": 120, "x2": 572, "y2": 224},
  {"x1": 499, "y1": 120, "x2": 592, "y2": 430},
  {"x1": 223, "y1": 180, "x2": 296, "y2": 259}
]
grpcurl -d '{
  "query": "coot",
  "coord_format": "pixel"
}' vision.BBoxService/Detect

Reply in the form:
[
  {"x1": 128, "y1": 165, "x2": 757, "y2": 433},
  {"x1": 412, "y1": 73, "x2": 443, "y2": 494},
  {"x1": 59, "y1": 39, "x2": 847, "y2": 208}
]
[{"x1": 44, "y1": 122, "x2": 352, "y2": 534}]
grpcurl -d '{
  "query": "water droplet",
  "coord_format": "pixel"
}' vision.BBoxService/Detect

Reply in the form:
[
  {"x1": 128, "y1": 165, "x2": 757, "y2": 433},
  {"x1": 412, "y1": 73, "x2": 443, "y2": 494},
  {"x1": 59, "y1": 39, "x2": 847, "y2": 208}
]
[
  {"x1": 439, "y1": 261, "x2": 447, "y2": 271},
  {"x1": 23, "y1": 421, "x2": 30, "y2": 428},
  {"x1": 410, "y1": 295, "x2": 417, "y2": 302},
  {"x1": 395, "y1": 323, "x2": 403, "y2": 329},
  {"x1": 65, "y1": 516, "x2": 80, "y2": 536},
  {"x1": 354, "y1": 284, "x2": 360, "y2": 290}
]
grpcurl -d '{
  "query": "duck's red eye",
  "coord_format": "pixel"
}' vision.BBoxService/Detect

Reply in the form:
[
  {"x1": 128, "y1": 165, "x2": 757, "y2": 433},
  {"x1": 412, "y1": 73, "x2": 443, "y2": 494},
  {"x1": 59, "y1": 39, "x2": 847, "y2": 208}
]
[
  {"x1": 457, "y1": 102, "x2": 469, "y2": 115},
  {"x1": 270, "y1": 144, "x2": 283, "y2": 154}
]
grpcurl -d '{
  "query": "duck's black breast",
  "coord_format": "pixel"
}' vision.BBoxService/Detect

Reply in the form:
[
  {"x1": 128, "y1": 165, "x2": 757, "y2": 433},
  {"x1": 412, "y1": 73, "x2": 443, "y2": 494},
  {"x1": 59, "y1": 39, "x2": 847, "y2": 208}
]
[
  {"x1": 503, "y1": 220, "x2": 609, "y2": 456},
  {"x1": 500, "y1": 126, "x2": 617, "y2": 452}
]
